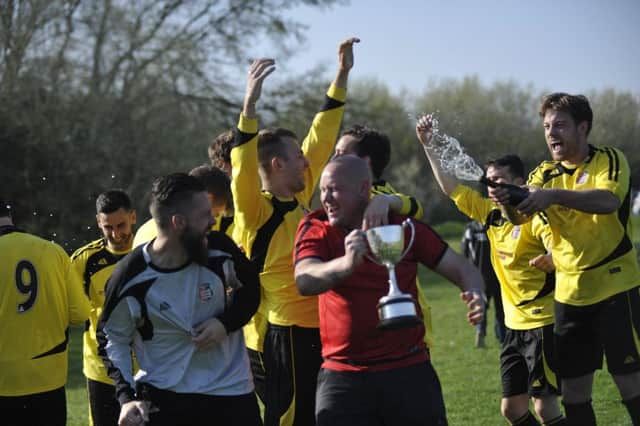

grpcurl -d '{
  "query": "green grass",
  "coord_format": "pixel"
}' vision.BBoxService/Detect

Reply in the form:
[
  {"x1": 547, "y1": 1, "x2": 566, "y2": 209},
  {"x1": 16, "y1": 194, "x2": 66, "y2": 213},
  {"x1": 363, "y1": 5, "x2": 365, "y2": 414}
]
[
  {"x1": 65, "y1": 219, "x2": 640, "y2": 425},
  {"x1": 421, "y1": 267, "x2": 630, "y2": 425}
]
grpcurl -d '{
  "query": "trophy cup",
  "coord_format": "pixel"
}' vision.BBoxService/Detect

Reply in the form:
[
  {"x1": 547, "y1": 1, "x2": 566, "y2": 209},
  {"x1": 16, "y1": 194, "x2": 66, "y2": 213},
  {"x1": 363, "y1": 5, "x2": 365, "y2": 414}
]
[{"x1": 366, "y1": 219, "x2": 423, "y2": 330}]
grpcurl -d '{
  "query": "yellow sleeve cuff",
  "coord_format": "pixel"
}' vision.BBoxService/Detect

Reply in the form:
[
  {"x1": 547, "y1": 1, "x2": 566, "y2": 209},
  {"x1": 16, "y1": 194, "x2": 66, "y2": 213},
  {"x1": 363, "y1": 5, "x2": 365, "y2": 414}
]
[
  {"x1": 327, "y1": 83, "x2": 347, "y2": 103},
  {"x1": 238, "y1": 113, "x2": 258, "y2": 134}
]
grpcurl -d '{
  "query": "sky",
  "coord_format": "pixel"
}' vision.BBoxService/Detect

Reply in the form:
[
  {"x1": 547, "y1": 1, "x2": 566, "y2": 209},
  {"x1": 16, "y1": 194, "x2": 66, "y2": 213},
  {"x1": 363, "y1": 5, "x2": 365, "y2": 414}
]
[{"x1": 249, "y1": 0, "x2": 640, "y2": 96}]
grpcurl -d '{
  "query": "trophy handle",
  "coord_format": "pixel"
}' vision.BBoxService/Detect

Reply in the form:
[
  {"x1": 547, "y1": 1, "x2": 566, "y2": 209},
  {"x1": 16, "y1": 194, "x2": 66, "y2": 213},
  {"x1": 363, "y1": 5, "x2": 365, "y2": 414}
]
[{"x1": 399, "y1": 219, "x2": 415, "y2": 261}]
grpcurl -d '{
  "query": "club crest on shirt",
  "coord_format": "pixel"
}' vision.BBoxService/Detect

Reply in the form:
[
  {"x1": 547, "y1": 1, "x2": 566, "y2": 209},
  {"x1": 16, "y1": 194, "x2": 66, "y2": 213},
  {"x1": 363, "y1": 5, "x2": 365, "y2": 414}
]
[
  {"x1": 511, "y1": 226, "x2": 521, "y2": 239},
  {"x1": 576, "y1": 171, "x2": 589, "y2": 185},
  {"x1": 198, "y1": 283, "x2": 213, "y2": 301}
]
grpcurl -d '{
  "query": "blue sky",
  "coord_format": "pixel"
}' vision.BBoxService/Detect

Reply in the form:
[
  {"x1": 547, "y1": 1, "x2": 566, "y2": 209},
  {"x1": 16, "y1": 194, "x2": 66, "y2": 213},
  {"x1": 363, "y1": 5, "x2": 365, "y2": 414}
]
[{"x1": 249, "y1": 0, "x2": 640, "y2": 95}]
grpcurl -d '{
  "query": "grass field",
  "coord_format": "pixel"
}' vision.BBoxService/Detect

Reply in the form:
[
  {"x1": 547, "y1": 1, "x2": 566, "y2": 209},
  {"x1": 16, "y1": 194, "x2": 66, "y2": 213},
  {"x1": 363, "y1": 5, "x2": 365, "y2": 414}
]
[{"x1": 64, "y1": 219, "x2": 639, "y2": 425}]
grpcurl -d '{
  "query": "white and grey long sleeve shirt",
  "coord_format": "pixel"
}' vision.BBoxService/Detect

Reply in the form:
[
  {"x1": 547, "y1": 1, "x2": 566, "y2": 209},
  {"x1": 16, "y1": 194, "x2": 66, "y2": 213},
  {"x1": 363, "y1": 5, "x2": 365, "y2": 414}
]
[{"x1": 97, "y1": 231, "x2": 260, "y2": 405}]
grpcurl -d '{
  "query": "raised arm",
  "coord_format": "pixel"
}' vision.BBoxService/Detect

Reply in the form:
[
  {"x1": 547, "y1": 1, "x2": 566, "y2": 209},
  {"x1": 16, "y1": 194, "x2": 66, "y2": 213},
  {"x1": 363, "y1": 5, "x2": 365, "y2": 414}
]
[
  {"x1": 242, "y1": 58, "x2": 276, "y2": 119},
  {"x1": 231, "y1": 59, "x2": 276, "y2": 230},
  {"x1": 416, "y1": 114, "x2": 459, "y2": 196},
  {"x1": 298, "y1": 37, "x2": 359, "y2": 206}
]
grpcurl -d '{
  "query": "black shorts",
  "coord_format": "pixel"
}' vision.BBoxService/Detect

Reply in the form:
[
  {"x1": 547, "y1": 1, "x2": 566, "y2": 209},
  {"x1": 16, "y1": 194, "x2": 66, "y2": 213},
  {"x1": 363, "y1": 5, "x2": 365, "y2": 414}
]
[
  {"x1": 263, "y1": 323, "x2": 322, "y2": 426},
  {"x1": 137, "y1": 383, "x2": 261, "y2": 426},
  {"x1": 500, "y1": 324, "x2": 559, "y2": 398},
  {"x1": 87, "y1": 379, "x2": 119, "y2": 426},
  {"x1": 554, "y1": 286, "x2": 640, "y2": 378},
  {"x1": 0, "y1": 386, "x2": 66, "y2": 426},
  {"x1": 315, "y1": 362, "x2": 447, "y2": 426}
]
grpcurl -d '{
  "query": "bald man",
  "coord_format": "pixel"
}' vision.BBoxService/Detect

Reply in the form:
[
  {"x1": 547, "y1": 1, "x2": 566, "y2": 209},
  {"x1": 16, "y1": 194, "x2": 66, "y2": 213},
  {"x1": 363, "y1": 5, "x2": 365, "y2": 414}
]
[{"x1": 293, "y1": 155, "x2": 485, "y2": 426}]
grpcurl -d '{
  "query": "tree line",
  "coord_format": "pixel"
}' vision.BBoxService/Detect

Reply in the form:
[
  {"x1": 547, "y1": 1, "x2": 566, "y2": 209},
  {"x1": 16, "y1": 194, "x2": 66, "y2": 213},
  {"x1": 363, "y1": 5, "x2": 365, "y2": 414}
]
[{"x1": 2, "y1": 0, "x2": 639, "y2": 251}]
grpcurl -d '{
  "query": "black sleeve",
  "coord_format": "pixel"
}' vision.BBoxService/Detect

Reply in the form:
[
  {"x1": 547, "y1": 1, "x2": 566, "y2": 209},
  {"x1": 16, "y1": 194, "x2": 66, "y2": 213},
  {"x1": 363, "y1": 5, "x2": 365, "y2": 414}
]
[
  {"x1": 208, "y1": 232, "x2": 260, "y2": 333},
  {"x1": 96, "y1": 247, "x2": 149, "y2": 406}
]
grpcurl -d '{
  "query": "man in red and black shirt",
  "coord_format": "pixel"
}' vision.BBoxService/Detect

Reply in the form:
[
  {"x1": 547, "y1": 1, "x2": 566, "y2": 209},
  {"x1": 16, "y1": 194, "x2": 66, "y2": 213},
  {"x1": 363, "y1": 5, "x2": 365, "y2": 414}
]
[{"x1": 293, "y1": 155, "x2": 485, "y2": 426}]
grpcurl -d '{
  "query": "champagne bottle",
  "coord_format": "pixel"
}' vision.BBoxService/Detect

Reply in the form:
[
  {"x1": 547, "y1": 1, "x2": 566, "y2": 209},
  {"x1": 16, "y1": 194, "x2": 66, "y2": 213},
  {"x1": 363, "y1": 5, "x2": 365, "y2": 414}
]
[{"x1": 479, "y1": 176, "x2": 529, "y2": 206}]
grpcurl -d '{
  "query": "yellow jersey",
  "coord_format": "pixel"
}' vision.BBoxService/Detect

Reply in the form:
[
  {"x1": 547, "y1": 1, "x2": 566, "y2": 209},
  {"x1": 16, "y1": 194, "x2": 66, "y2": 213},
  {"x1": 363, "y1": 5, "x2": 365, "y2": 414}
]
[
  {"x1": 70, "y1": 238, "x2": 130, "y2": 385},
  {"x1": 0, "y1": 226, "x2": 90, "y2": 396},
  {"x1": 233, "y1": 84, "x2": 346, "y2": 352},
  {"x1": 527, "y1": 145, "x2": 640, "y2": 305},
  {"x1": 451, "y1": 185, "x2": 555, "y2": 329}
]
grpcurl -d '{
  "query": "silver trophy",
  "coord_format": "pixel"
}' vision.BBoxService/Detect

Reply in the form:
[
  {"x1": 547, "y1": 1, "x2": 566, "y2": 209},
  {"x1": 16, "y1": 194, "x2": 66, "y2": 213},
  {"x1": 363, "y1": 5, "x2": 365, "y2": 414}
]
[{"x1": 366, "y1": 219, "x2": 422, "y2": 330}]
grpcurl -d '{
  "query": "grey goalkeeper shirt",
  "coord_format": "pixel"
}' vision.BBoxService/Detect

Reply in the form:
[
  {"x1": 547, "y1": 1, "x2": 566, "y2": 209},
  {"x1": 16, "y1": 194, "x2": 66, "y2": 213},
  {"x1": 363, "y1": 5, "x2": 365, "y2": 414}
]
[{"x1": 97, "y1": 231, "x2": 260, "y2": 405}]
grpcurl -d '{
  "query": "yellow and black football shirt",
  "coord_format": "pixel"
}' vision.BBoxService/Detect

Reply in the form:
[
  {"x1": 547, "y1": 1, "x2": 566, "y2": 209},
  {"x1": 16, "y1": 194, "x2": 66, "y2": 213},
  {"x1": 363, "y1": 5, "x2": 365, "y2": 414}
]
[
  {"x1": 528, "y1": 144, "x2": 640, "y2": 306},
  {"x1": 0, "y1": 226, "x2": 90, "y2": 396},
  {"x1": 451, "y1": 185, "x2": 555, "y2": 330},
  {"x1": 370, "y1": 180, "x2": 434, "y2": 347},
  {"x1": 70, "y1": 238, "x2": 131, "y2": 385},
  {"x1": 233, "y1": 83, "x2": 346, "y2": 352}
]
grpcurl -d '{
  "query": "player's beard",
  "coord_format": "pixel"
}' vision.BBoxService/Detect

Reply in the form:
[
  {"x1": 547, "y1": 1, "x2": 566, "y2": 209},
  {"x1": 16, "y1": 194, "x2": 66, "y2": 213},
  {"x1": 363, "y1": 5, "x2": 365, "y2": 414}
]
[
  {"x1": 180, "y1": 224, "x2": 209, "y2": 265},
  {"x1": 108, "y1": 233, "x2": 133, "y2": 251}
]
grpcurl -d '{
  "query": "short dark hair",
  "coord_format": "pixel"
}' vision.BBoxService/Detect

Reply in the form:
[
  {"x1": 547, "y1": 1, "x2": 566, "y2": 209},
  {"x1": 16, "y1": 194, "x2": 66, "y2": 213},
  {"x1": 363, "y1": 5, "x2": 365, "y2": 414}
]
[
  {"x1": 96, "y1": 190, "x2": 133, "y2": 215},
  {"x1": 484, "y1": 155, "x2": 525, "y2": 180},
  {"x1": 150, "y1": 173, "x2": 206, "y2": 230},
  {"x1": 189, "y1": 164, "x2": 232, "y2": 208},
  {"x1": 539, "y1": 92, "x2": 593, "y2": 135},
  {"x1": 257, "y1": 128, "x2": 298, "y2": 172},
  {"x1": 341, "y1": 125, "x2": 390, "y2": 179},
  {"x1": 0, "y1": 196, "x2": 11, "y2": 218},
  {"x1": 208, "y1": 129, "x2": 234, "y2": 172}
]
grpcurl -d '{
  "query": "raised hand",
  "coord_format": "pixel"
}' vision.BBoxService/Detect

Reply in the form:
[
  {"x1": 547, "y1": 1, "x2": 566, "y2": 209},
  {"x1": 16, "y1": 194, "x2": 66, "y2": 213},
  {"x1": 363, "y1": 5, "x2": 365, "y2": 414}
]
[
  {"x1": 334, "y1": 37, "x2": 360, "y2": 88},
  {"x1": 338, "y1": 37, "x2": 360, "y2": 72},
  {"x1": 416, "y1": 114, "x2": 434, "y2": 147},
  {"x1": 243, "y1": 58, "x2": 276, "y2": 118}
]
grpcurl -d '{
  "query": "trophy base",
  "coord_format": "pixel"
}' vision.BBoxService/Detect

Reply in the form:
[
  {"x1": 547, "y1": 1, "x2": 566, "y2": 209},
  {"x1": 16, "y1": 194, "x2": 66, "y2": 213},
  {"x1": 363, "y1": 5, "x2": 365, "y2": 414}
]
[{"x1": 377, "y1": 295, "x2": 422, "y2": 330}]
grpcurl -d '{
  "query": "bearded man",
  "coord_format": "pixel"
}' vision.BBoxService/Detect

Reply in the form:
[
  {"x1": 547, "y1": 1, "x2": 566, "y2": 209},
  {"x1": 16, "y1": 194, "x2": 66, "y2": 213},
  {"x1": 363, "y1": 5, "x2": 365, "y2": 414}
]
[{"x1": 97, "y1": 173, "x2": 261, "y2": 426}]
